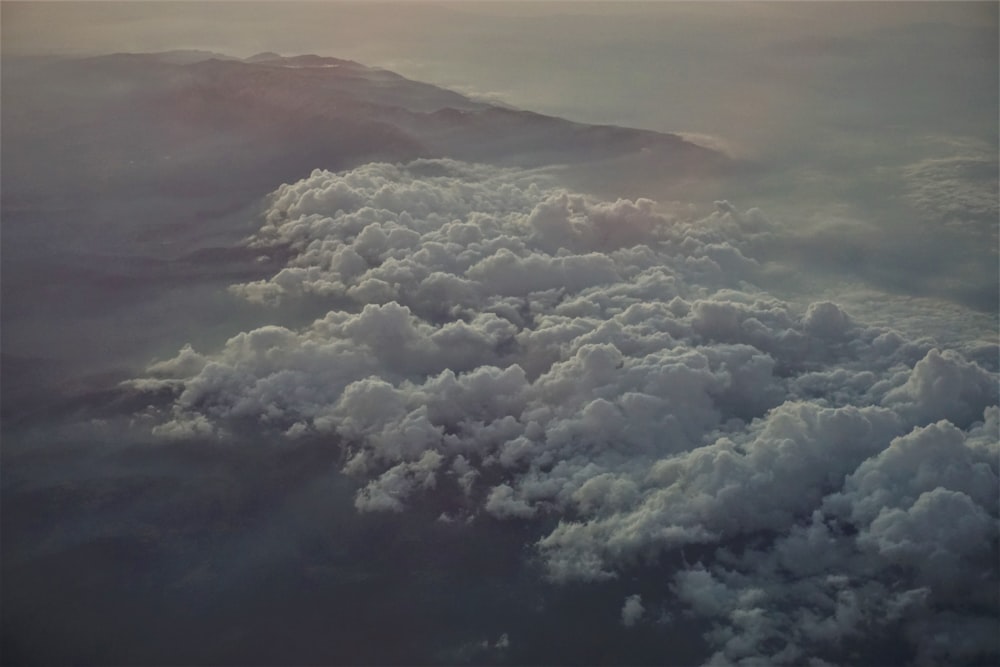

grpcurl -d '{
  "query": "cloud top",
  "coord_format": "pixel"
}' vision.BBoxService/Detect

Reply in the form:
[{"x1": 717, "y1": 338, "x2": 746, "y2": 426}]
[{"x1": 129, "y1": 159, "x2": 998, "y2": 665}]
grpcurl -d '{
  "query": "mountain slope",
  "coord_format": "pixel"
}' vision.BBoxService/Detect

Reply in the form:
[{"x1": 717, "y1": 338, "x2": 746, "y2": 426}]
[{"x1": 3, "y1": 51, "x2": 729, "y2": 201}]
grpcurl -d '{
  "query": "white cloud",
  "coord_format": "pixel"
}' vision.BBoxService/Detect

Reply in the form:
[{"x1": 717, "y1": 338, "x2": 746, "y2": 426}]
[
  {"x1": 669, "y1": 408, "x2": 999, "y2": 665},
  {"x1": 128, "y1": 159, "x2": 998, "y2": 665},
  {"x1": 621, "y1": 594, "x2": 645, "y2": 627},
  {"x1": 881, "y1": 348, "x2": 997, "y2": 427}
]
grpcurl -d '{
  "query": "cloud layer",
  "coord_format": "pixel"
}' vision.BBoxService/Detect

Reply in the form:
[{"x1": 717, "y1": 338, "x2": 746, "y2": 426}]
[{"x1": 129, "y1": 159, "x2": 998, "y2": 665}]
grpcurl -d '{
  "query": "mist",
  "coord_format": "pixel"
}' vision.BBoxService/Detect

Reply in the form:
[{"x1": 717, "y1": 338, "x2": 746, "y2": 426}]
[{"x1": 2, "y1": 3, "x2": 997, "y2": 666}]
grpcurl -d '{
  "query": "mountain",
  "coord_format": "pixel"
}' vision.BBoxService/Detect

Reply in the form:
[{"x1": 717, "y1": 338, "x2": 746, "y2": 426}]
[
  {"x1": 1, "y1": 50, "x2": 732, "y2": 417},
  {"x1": 2, "y1": 51, "x2": 729, "y2": 203}
]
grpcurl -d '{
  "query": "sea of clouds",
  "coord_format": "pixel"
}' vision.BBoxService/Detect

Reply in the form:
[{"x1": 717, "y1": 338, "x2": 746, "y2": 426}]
[{"x1": 127, "y1": 159, "x2": 998, "y2": 665}]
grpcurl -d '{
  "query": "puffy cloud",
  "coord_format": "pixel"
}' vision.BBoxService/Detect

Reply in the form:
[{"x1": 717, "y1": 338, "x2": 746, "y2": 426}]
[
  {"x1": 621, "y1": 594, "x2": 645, "y2": 627},
  {"x1": 485, "y1": 484, "x2": 537, "y2": 519},
  {"x1": 354, "y1": 449, "x2": 444, "y2": 513},
  {"x1": 881, "y1": 348, "x2": 997, "y2": 427},
  {"x1": 536, "y1": 402, "x2": 902, "y2": 582},
  {"x1": 828, "y1": 411, "x2": 999, "y2": 528},
  {"x1": 801, "y1": 301, "x2": 850, "y2": 338},
  {"x1": 127, "y1": 159, "x2": 998, "y2": 665},
  {"x1": 668, "y1": 409, "x2": 999, "y2": 665}
]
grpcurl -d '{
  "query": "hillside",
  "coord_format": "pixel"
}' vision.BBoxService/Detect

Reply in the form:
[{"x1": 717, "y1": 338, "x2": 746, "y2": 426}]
[{"x1": 3, "y1": 51, "x2": 728, "y2": 201}]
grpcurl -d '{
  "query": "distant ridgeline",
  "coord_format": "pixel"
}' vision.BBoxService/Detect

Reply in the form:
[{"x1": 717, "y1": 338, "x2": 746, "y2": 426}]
[{"x1": 3, "y1": 50, "x2": 729, "y2": 201}]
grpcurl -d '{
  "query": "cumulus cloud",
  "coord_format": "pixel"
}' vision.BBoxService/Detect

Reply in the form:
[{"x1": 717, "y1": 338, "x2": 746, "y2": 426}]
[
  {"x1": 128, "y1": 159, "x2": 998, "y2": 665},
  {"x1": 671, "y1": 409, "x2": 999, "y2": 666},
  {"x1": 621, "y1": 594, "x2": 645, "y2": 627},
  {"x1": 881, "y1": 347, "x2": 996, "y2": 427}
]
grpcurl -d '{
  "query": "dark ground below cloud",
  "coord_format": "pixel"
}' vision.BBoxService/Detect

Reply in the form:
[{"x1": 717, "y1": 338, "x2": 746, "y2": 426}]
[{"x1": 1, "y1": 427, "x2": 713, "y2": 665}]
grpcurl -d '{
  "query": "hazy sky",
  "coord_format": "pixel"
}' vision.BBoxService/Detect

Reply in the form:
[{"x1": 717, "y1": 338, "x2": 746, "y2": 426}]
[
  {"x1": 2, "y1": 4, "x2": 998, "y2": 665},
  {"x1": 4, "y1": 2, "x2": 996, "y2": 156}
]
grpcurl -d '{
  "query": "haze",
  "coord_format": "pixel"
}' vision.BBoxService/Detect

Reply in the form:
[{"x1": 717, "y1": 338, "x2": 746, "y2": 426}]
[{"x1": 2, "y1": 3, "x2": 997, "y2": 666}]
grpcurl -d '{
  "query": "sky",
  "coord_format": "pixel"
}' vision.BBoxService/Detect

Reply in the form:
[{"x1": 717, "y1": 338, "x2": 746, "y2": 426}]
[
  {"x1": 4, "y1": 2, "x2": 997, "y2": 153},
  {"x1": 2, "y1": 2, "x2": 998, "y2": 666}
]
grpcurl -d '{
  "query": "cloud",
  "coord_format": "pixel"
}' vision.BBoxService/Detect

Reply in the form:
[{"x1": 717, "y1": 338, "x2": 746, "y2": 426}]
[
  {"x1": 669, "y1": 409, "x2": 999, "y2": 666},
  {"x1": 127, "y1": 159, "x2": 998, "y2": 665},
  {"x1": 621, "y1": 594, "x2": 645, "y2": 627},
  {"x1": 901, "y1": 155, "x2": 999, "y2": 234},
  {"x1": 881, "y1": 347, "x2": 997, "y2": 427}
]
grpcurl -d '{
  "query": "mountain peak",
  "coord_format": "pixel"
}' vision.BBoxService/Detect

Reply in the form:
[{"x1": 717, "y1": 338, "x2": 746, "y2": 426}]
[
  {"x1": 245, "y1": 52, "x2": 282, "y2": 63},
  {"x1": 244, "y1": 53, "x2": 362, "y2": 69}
]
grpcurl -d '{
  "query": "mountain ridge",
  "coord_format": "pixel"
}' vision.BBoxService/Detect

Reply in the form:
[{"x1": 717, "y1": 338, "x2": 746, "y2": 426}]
[{"x1": 3, "y1": 51, "x2": 731, "y2": 203}]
